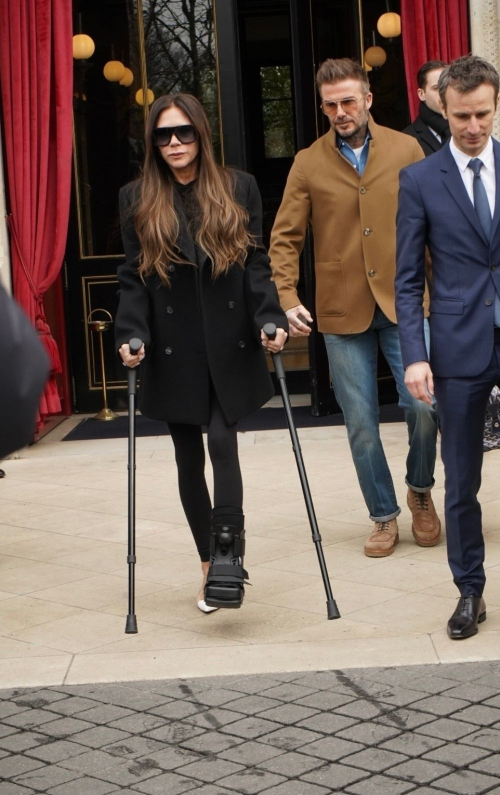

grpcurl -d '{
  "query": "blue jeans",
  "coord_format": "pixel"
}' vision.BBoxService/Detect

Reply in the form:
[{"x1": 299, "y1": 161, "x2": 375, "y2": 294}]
[{"x1": 324, "y1": 307, "x2": 438, "y2": 521}]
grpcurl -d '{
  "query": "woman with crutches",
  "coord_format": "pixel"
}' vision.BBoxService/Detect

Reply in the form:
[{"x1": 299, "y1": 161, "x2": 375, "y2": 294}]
[{"x1": 115, "y1": 93, "x2": 287, "y2": 614}]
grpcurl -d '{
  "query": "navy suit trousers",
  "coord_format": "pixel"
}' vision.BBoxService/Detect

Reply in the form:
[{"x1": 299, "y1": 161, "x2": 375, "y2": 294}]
[{"x1": 434, "y1": 328, "x2": 500, "y2": 597}]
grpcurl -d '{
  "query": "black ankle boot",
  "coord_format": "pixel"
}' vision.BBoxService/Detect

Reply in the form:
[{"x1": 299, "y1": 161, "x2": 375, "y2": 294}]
[{"x1": 204, "y1": 507, "x2": 248, "y2": 609}]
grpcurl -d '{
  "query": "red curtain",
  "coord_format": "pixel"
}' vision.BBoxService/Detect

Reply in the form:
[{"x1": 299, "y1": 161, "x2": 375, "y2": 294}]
[
  {"x1": 0, "y1": 0, "x2": 73, "y2": 427},
  {"x1": 401, "y1": 0, "x2": 470, "y2": 121}
]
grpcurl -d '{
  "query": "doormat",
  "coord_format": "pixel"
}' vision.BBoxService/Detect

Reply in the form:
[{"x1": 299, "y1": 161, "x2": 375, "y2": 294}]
[{"x1": 62, "y1": 403, "x2": 405, "y2": 441}]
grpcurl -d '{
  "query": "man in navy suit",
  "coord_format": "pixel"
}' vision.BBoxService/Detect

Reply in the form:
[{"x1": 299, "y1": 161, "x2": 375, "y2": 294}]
[{"x1": 396, "y1": 55, "x2": 500, "y2": 639}]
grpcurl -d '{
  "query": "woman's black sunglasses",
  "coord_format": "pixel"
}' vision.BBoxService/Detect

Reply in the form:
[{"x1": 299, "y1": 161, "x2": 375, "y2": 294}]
[{"x1": 152, "y1": 125, "x2": 197, "y2": 147}]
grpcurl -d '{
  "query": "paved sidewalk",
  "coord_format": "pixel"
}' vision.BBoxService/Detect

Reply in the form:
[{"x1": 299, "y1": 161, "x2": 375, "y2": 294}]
[
  {"x1": 2, "y1": 661, "x2": 500, "y2": 794},
  {"x1": 3, "y1": 415, "x2": 500, "y2": 688}
]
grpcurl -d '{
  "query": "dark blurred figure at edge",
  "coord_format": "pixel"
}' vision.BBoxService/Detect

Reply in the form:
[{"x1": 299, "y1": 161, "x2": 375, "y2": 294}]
[
  {"x1": 404, "y1": 60, "x2": 450, "y2": 156},
  {"x1": 0, "y1": 284, "x2": 50, "y2": 470}
]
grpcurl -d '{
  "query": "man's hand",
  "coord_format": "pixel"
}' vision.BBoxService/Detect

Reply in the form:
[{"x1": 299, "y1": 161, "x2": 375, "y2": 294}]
[
  {"x1": 286, "y1": 305, "x2": 313, "y2": 337},
  {"x1": 405, "y1": 361, "x2": 434, "y2": 405}
]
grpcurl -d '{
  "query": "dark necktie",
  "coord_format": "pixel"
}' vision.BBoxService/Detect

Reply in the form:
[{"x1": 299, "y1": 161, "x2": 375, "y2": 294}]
[
  {"x1": 468, "y1": 158, "x2": 492, "y2": 239},
  {"x1": 468, "y1": 157, "x2": 500, "y2": 326}
]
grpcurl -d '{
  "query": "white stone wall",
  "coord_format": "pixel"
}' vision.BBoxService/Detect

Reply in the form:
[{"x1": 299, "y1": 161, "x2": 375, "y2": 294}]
[
  {"x1": 0, "y1": 122, "x2": 11, "y2": 294},
  {"x1": 470, "y1": 0, "x2": 500, "y2": 137}
]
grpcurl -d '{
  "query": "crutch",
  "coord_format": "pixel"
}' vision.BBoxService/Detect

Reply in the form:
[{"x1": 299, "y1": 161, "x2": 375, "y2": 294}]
[
  {"x1": 263, "y1": 323, "x2": 340, "y2": 620},
  {"x1": 125, "y1": 337, "x2": 143, "y2": 634}
]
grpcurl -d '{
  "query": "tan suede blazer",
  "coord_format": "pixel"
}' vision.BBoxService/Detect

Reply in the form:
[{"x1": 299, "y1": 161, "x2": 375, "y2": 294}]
[{"x1": 270, "y1": 116, "x2": 428, "y2": 334}]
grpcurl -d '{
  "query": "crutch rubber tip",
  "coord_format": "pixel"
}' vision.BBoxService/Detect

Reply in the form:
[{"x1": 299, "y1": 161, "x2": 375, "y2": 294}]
[
  {"x1": 327, "y1": 599, "x2": 341, "y2": 620},
  {"x1": 125, "y1": 615, "x2": 138, "y2": 634}
]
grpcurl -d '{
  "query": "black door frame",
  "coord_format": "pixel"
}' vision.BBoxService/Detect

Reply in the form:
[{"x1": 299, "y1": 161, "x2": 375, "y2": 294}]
[
  {"x1": 289, "y1": 0, "x2": 337, "y2": 416},
  {"x1": 214, "y1": 0, "x2": 247, "y2": 170},
  {"x1": 214, "y1": 0, "x2": 338, "y2": 414}
]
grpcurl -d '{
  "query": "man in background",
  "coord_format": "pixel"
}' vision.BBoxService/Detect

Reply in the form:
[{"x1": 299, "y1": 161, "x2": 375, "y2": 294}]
[{"x1": 404, "y1": 60, "x2": 449, "y2": 156}]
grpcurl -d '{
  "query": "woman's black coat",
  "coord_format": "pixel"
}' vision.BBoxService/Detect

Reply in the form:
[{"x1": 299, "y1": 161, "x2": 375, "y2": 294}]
[{"x1": 115, "y1": 170, "x2": 288, "y2": 425}]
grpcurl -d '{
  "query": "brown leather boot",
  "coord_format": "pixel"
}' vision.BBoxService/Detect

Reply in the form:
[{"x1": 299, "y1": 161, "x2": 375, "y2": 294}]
[
  {"x1": 364, "y1": 519, "x2": 399, "y2": 557},
  {"x1": 407, "y1": 488, "x2": 441, "y2": 547}
]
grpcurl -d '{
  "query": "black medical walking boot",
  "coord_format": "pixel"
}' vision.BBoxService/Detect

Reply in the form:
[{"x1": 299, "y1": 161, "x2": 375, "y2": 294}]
[{"x1": 204, "y1": 507, "x2": 248, "y2": 609}]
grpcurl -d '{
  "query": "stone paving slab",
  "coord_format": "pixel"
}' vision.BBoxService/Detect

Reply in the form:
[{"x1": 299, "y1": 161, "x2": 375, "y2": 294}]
[{"x1": 1, "y1": 662, "x2": 500, "y2": 793}]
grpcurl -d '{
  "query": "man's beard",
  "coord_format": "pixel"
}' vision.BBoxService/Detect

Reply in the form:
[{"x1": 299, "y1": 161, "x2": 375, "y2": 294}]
[
  {"x1": 334, "y1": 120, "x2": 362, "y2": 139},
  {"x1": 333, "y1": 115, "x2": 369, "y2": 148}
]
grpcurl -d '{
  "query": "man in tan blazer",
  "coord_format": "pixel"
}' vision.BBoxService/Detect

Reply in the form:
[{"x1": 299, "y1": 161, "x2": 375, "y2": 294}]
[{"x1": 270, "y1": 58, "x2": 440, "y2": 557}]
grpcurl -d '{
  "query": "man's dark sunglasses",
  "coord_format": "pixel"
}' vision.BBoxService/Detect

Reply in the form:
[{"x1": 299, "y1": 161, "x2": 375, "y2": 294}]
[{"x1": 152, "y1": 125, "x2": 197, "y2": 147}]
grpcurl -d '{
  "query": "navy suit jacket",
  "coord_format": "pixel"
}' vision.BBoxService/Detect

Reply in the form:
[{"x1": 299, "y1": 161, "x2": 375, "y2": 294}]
[{"x1": 396, "y1": 138, "x2": 500, "y2": 378}]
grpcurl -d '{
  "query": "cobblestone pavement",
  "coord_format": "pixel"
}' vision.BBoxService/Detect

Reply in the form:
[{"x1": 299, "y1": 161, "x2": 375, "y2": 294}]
[{"x1": 2, "y1": 662, "x2": 500, "y2": 794}]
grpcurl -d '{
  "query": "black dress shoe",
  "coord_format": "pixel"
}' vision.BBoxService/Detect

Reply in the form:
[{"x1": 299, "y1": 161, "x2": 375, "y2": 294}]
[{"x1": 447, "y1": 596, "x2": 486, "y2": 640}]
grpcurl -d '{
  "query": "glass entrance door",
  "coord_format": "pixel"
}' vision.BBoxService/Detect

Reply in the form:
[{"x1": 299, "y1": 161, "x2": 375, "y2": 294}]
[
  {"x1": 225, "y1": 0, "x2": 363, "y2": 406},
  {"x1": 67, "y1": 0, "x2": 220, "y2": 413}
]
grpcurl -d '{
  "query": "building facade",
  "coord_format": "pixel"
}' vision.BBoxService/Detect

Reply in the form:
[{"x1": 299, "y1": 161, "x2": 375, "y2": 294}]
[{"x1": 0, "y1": 0, "x2": 476, "y2": 423}]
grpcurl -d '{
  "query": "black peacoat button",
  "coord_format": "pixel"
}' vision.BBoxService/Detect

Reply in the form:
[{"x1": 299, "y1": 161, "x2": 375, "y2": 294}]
[
  {"x1": 491, "y1": 264, "x2": 497, "y2": 271},
  {"x1": 486, "y1": 299, "x2": 493, "y2": 306},
  {"x1": 228, "y1": 301, "x2": 236, "y2": 309},
  {"x1": 166, "y1": 306, "x2": 174, "y2": 314},
  {"x1": 168, "y1": 264, "x2": 175, "y2": 273},
  {"x1": 165, "y1": 347, "x2": 173, "y2": 355},
  {"x1": 238, "y1": 340, "x2": 246, "y2": 348}
]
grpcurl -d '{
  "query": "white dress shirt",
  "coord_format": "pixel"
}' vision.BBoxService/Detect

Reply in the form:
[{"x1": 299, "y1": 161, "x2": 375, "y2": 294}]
[
  {"x1": 449, "y1": 135, "x2": 495, "y2": 216},
  {"x1": 428, "y1": 127, "x2": 442, "y2": 143}
]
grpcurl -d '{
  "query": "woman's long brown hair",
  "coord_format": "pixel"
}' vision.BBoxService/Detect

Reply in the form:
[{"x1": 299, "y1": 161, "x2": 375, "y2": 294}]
[{"x1": 136, "y1": 93, "x2": 253, "y2": 285}]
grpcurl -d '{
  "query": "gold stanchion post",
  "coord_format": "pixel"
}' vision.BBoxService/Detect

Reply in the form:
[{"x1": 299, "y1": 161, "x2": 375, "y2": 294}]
[{"x1": 87, "y1": 309, "x2": 118, "y2": 421}]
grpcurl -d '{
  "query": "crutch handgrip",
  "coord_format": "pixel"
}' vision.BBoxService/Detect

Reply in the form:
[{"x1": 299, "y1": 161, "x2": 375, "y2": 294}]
[
  {"x1": 263, "y1": 323, "x2": 286, "y2": 379},
  {"x1": 127, "y1": 338, "x2": 143, "y2": 397},
  {"x1": 129, "y1": 337, "x2": 143, "y2": 356},
  {"x1": 263, "y1": 322, "x2": 277, "y2": 340}
]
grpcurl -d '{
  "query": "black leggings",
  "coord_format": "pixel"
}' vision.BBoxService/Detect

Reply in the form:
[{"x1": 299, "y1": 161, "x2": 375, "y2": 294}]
[{"x1": 168, "y1": 390, "x2": 243, "y2": 562}]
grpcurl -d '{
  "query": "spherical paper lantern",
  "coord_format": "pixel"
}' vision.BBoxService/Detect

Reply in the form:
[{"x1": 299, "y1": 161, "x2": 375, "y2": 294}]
[
  {"x1": 73, "y1": 34, "x2": 95, "y2": 60},
  {"x1": 364, "y1": 60, "x2": 372, "y2": 73},
  {"x1": 119, "y1": 68, "x2": 134, "y2": 87},
  {"x1": 364, "y1": 46, "x2": 387, "y2": 68},
  {"x1": 377, "y1": 12, "x2": 401, "y2": 38},
  {"x1": 135, "y1": 88, "x2": 155, "y2": 106},
  {"x1": 103, "y1": 60, "x2": 126, "y2": 82}
]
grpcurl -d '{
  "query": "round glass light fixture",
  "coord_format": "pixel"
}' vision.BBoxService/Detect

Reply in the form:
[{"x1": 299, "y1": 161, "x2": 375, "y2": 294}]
[
  {"x1": 73, "y1": 34, "x2": 95, "y2": 60},
  {"x1": 119, "y1": 68, "x2": 134, "y2": 87},
  {"x1": 364, "y1": 60, "x2": 373, "y2": 73},
  {"x1": 364, "y1": 46, "x2": 387, "y2": 68},
  {"x1": 135, "y1": 88, "x2": 155, "y2": 106},
  {"x1": 103, "y1": 60, "x2": 126, "y2": 82},
  {"x1": 377, "y1": 12, "x2": 401, "y2": 38}
]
